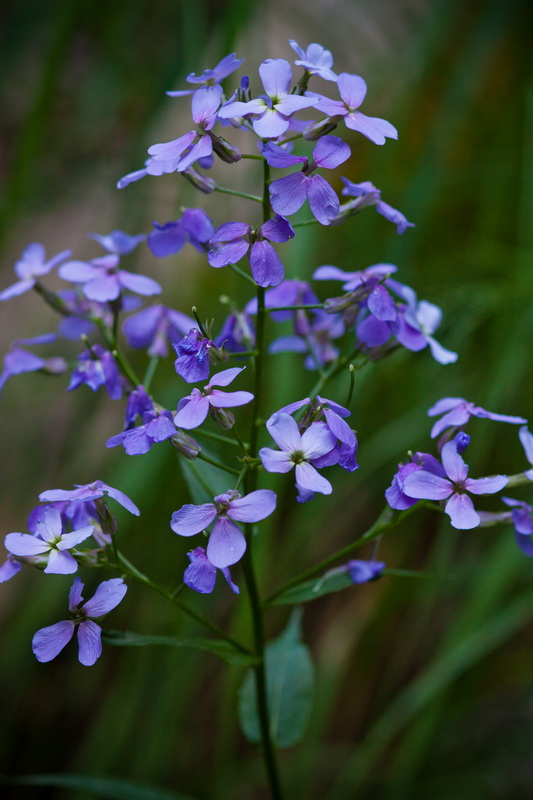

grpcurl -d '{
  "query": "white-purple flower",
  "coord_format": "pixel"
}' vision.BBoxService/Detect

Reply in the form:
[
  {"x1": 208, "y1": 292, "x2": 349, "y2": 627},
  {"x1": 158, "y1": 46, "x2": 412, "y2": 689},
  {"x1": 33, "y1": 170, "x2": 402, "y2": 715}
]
[
  {"x1": 207, "y1": 215, "x2": 294, "y2": 287},
  {"x1": 340, "y1": 178, "x2": 415, "y2": 233},
  {"x1": 39, "y1": 480, "x2": 140, "y2": 516},
  {"x1": 259, "y1": 412, "x2": 337, "y2": 497},
  {"x1": 88, "y1": 230, "x2": 146, "y2": 255},
  {"x1": 264, "y1": 136, "x2": 350, "y2": 225},
  {"x1": 174, "y1": 367, "x2": 253, "y2": 430},
  {"x1": 173, "y1": 328, "x2": 218, "y2": 383},
  {"x1": 5, "y1": 507, "x2": 93, "y2": 575},
  {"x1": 0, "y1": 243, "x2": 71, "y2": 301},
  {"x1": 309, "y1": 73, "x2": 398, "y2": 145},
  {"x1": 183, "y1": 546, "x2": 239, "y2": 594},
  {"x1": 401, "y1": 438, "x2": 508, "y2": 529},
  {"x1": 58, "y1": 253, "x2": 161, "y2": 303},
  {"x1": 167, "y1": 53, "x2": 244, "y2": 97},
  {"x1": 289, "y1": 40, "x2": 337, "y2": 82},
  {"x1": 171, "y1": 489, "x2": 276, "y2": 568},
  {"x1": 106, "y1": 409, "x2": 177, "y2": 456},
  {"x1": 392, "y1": 287, "x2": 458, "y2": 365},
  {"x1": 147, "y1": 209, "x2": 215, "y2": 257},
  {"x1": 218, "y1": 59, "x2": 318, "y2": 138},
  {"x1": 428, "y1": 397, "x2": 527, "y2": 439},
  {"x1": 386, "y1": 452, "x2": 447, "y2": 511},
  {"x1": 32, "y1": 577, "x2": 127, "y2": 666},
  {"x1": 67, "y1": 344, "x2": 123, "y2": 400}
]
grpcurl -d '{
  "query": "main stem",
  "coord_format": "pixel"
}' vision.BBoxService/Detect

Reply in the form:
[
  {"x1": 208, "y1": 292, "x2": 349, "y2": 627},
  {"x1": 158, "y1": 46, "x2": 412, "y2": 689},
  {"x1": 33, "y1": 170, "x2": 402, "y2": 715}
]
[{"x1": 240, "y1": 158, "x2": 286, "y2": 800}]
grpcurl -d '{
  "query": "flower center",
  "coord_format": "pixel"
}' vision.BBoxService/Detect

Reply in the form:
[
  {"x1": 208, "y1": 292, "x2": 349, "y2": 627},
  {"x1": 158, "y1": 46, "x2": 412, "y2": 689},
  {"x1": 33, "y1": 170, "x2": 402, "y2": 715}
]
[{"x1": 291, "y1": 450, "x2": 306, "y2": 465}]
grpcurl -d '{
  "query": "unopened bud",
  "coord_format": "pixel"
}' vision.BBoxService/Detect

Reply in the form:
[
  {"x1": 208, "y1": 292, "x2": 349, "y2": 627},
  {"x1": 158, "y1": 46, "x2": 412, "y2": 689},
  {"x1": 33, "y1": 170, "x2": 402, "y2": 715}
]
[
  {"x1": 210, "y1": 407, "x2": 235, "y2": 430},
  {"x1": 303, "y1": 116, "x2": 340, "y2": 141},
  {"x1": 171, "y1": 431, "x2": 202, "y2": 460},
  {"x1": 182, "y1": 167, "x2": 217, "y2": 194},
  {"x1": 209, "y1": 133, "x2": 241, "y2": 164}
]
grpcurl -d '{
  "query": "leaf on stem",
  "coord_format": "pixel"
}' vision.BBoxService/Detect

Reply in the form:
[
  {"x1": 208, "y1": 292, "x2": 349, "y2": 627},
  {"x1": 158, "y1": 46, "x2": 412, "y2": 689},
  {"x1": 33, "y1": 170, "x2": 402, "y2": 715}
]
[
  {"x1": 238, "y1": 608, "x2": 314, "y2": 747},
  {"x1": 102, "y1": 630, "x2": 259, "y2": 666},
  {"x1": 1, "y1": 773, "x2": 197, "y2": 800}
]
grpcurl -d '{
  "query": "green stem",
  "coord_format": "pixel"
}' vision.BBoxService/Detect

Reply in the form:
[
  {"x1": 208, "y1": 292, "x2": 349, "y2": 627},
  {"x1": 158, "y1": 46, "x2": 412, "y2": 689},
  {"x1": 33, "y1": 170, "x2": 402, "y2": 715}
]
[
  {"x1": 197, "y1": 451, "x2": 241, "y2": 476},
  {"x1": 229, "y1": 262, "x2": 256, "y2": 285},
  {"x1": 194, "y1": 428, "x2": 242, "y2": 447},
  {"x1": 265, "y1": 304, "x2": 323, "y2": 312},
  {"x1": 113, "y1": 552, "x2": 251, "y2": 655},
  {"x1": 265, "y1": 504, "x2": 431, "y2": 605},
  {"x1": 142, "y1": 356, "x2": 160, "y2": 392},
  {"x1": 292, "y1": 218, "x2": 320, "y2": 228},
  {"x1": 214, "y1": 185, "x2": 263, "y2": 204}
]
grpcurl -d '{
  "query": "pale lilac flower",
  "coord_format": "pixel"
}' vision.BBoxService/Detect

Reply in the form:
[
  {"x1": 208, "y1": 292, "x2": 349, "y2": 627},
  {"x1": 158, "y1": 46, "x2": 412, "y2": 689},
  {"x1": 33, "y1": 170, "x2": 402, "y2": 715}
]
[
  {"x1": 32, "y1": 577, "x2": 127, "y2": 666},
  {"x1": 148, "y1": 86, "x2": 224, "y2": 173},
  {"x1": 428, "y1": 397, "x2": 527, "y2": 439},
  {"x1": 88, "y1": 231, "x2": 146, "y2": 255},
  {"x1": 167, "y1": 53, "x2": 244, "y2": 97},
  {"x1": 0, "y1": 334, "x2": 67, "y2": 396},
  {"x1": 0, "y1": 554, "x2": 22, "y2": 583},
  {"x1": 343, "y1": 559, "x2": 385, "y2": 583},
  {"x1": 339, "y1": 178, "x2": 415, "y2": 233},
  {"x1": 402, "y1": 438, "x2": 508, "y2": 529},
  {"x1": 5, "y1": 507, "x2": 93, "y2": 575},
  {"x1": 392, "y1": 287, "x2": 458, "y2": 365},
  {"x1": 519, "y1": 426, "x2": 533, "y2": 480},
  {"x1": 289, "y1": 40, "x2": 337, "y2": 82},
  {"x1": 501, "y1": 497, "x2": 533, "y2": 556},
  {"x1": 174, "y1": 367, "x2": 253, "y2": 429},
  {"x1": 264, "y1": 136, "x2": 351, "y2": 225},
  {"x1": 218, "y1": 59, "x2": 318, "y2": 138},
  {"x1": 183, "y1": 546, "x2": 239, "y2": 594},
  {"x1": 40, "y1": 480, "x2": 140, "y2": 516},
  {"x1": 67, "y1": 344, "x2": 123, "y2": 400},
  {"x1": 309, "y1": 73, "x2": 398, "y2": 145},
  {"x1": 147, "y1": 209, "x2": 215, "y2": 257},
  {"x1": 28, "y1": 498, "x2": 110, "y2": 548},
  {"x1": 171, "y1": 489, "x2": 276, "y2": 568},
  {"x1": 207, "y1": 215, "x2": 294, "y2": 287},
  {"x1": 59, "y1": 254, "x2": 161, "y2": 302},
  {"x1": 123, "y1": 305, "x2": 194, "y2": 358},
  {"x1": 314, "y1": 262, "x2": 397, "y2": 292},
  {"x1": 245, "y1": 279, "x2": 320, "y2": 320},
  {"x1": 215, "y1": 312, "x2": 255, "y2": 354},
  {"x1": 269, "y1": 310, "x2": 344, "y2": 370},
  {"x1": 0, "y1": 243, "x2": 71, "y2": 301},
  {"x1": 259, "y1": 413, "x2": 337, "y2": 496}
]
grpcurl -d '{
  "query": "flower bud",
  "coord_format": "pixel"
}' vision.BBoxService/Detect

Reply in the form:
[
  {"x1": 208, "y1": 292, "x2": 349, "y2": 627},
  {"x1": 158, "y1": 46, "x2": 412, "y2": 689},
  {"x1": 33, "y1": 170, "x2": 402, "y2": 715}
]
[
  {"x1": 171, "y1": 431, "x2": 202, "y2": 460},
  {"x1": 182, "y1": 167, "x2": 217, "y2": 194},
  {"x1": 303, "y1": 116, "x2": 340, "y2": 141},
  {"x1": 209, "y1": 407, "x2": 235, "y2": 430},
  {"x1": 209, "y1": 133, "x2": 241, "y2": 164}
]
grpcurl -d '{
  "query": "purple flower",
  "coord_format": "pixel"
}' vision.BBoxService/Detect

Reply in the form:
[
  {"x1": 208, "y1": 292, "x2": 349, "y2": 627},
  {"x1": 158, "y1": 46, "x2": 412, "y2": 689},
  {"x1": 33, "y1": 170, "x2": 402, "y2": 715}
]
[
  {"x1": 207, "y1": 215, "x2": 294, "y2": 287},
  {"x1": 174, "y1": 367, "x2": 253, "y2": 430},
  {"x1": 289, "y1": 40, "x2": 337, "y2": 82},
  {"x1": 401, "y1": 438, "x2": 508, "y2": 529},
  {"x1": 88, "y1": 231, "x2": 146, "y2": 255},
  {"x1": 32, "y1": 577, "x2": 127, "y2": 666},
  {"x1": 39, "y1": 480, "x2": 140, "y2": 517},
  {"x1": 501, "y1": 497, "x2": 533, "y2": 556},
  {"x1": 270, "y1": 309, "x2": 344, "y2": 370},
  {"x1": 67, "y1": 344, "x2": 123, "y2": 400},
  {"x1": 339, "y1": 178, "x2": 415, "y2": 233},
  {"x1": 107, "y1": 408, "x2": 177, "y2": 455},
  {"x1": 0, "y1": 554, "x2": 22, "y2": 583},
  {"x1": 173, "y1": 328, "x2": 219, "y2": 383},
  {"x1": 392, "y1": 288, "x2": 458, "y2": 365},
  {"x1": 218, "y1": 59, "x2": 318, "y2": 138},
  {"x1": 259, "y1": 412, "x2": 337, "y2": 497},
  {"x1": 5, "y1": 507, "x2": 93, "y2": 575},
  {"x1": 148, "y1": 86, "x2": 224, "y2": 173},
  {"x1": 215, "y1": 312, "x2": 255, "y2": 354},
  {"x1": 264, "y1": 136, "x2": 350, "y2": 225},
  {"x1": 167, "y1": 53, "x2": 244, "y2": 97},
  {"x1": 171, "y1": 489, "x2": 276, "y2": 568},
  {"x1": 428, "y1": 397, "x2": 527, "y2": 439},
  {"x1": 123, "y1": 305, "x2": 194, "y2": 358},
  {"x1": 519, "y1": 426, "x2": 533, "y2": 480},
  {"x1": 147, "y1": 209, "x2": 215, "y2": 257},
  {"x1": 386, "y1": 452, "x2": 447, "y2": 511},
  {"x1": 0, "y1": 243, "x2": 71, "y2": 301},
  {"x1": 183, "y1": 546, "x2": 239, "y2": 594},
  {"x1": 59, "y1": 254, "x2": 161, "y2": 303},
  {"x1": 246, "y1": 279, "x2": 320, "y2": 321},
  {"x1": 309, "y1": 73, "x2": 398, "y2": 145},
  {"x1": 345, "y1": 559, "x2": 385, "y2": 583},
  {"x1": 27, "y1": 498, "x2": 110, "y2": 548},
  {"x1": 314, "y1": 262, "x2": 397, "y2": 291},
  {"x1": 0, "y1": 334, "x2": 67, "y2": 396}
]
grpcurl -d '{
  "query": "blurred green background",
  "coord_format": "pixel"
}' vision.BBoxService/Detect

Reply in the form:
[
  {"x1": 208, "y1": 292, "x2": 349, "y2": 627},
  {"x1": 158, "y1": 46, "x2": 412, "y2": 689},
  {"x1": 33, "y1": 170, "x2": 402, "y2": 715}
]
[{"x1": 1, "y1": 0, "x2": 533, "y2": 798}]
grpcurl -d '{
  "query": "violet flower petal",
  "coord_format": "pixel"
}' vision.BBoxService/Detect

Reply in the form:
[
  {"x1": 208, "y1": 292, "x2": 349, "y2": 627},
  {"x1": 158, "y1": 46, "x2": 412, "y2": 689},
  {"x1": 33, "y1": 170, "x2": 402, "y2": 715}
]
[
  {"x1": 445, "y1": 493, "x2": 480, "y2": 529},
  {"x1": 227, "y1": 489, "x2": 277, "y2": 523},
  {"x1": 82, "y1": 578, "x2": 128, "y2": 617},
  {"x1": 295, "y1": 461, "x2": 332, "y2": 494},
  {"x1": 33, "y1": 620, "x2": 75, "y2": 662},
  {"x1": 207, "y1": 516, "x2": 246, "y2": 568},
  {"x1": 77, "y1": 620, "x2": 103, "y2": 666},
  {"x1": 170, "y1": 503, "x2": 217, "y2": 536}
]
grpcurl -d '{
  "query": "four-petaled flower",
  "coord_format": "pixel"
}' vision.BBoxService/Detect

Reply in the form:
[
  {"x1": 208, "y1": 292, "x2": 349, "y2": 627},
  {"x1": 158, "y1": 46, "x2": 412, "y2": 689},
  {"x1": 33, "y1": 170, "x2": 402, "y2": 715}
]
[
  {"x1": 309, "y1": 73, "x2": 398, "y2": 145},
  {"x1": 174, "y1": 367, "x2": 253, "y2": 429},
  {"x1": 59, "y1": 253, "x2": 161, "y2": 302},
  {"x1": 183, "y1": 546, "x2": 239, "y2": 594},
  {"x1": 171, "y1": 489, "x2": 276, "y2": 568},
  {"x1": 401, "y1": 438, "x2": 508, "y2": 529},
  {"x1": 0, "y1": 243, "x2": 71, "y2": 301},
  {"x1": 289, "y1": 40, "x2": 337, "y2": 82},
  {"x1": 218, "y1": 58, "x2": 318, "y2": 138},
  {"x1": 39, "y1": 480, "x2": 140, "y2": 516},
  {"x1": 32, "y1": 577, "x2": 127, "y2": 665},
  {"x1": 167, "y1": 53, "x2": 244, "y2": 97},
  {"x1": 264, "y1": 136, "x2": 351, "y2": 225},
  {"x1": 5, "y1": 507, "x2": 93, "y2": 574},
  {"x1": 259, "y1": 412, "x2": 337, "y2": 497},
  {"x1": 428, "y1": 397, "x2": 527, "y2": 439}
]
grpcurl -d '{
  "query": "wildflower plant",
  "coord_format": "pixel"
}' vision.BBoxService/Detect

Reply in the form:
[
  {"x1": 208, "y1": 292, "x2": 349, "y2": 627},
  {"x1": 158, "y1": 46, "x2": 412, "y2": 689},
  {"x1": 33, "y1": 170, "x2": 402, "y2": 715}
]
[{"x1": 1, "y1": 40, "x2": 531, "y2": 800}]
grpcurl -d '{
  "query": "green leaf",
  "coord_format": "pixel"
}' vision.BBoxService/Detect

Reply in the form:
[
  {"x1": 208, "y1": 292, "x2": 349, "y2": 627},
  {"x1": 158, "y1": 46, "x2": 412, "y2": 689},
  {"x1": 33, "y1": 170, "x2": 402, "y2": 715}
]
[
  {"x1": 102, "y1": 630, "x2": 258, "y2": 666},
  {"x1": 269, "y1": 568, "x2": 446, "y2": 606},
  {"x1": 1, "y1": 773, "x2": 197, "y2": 800},
  {"x1": 238, "y1": 608, "x2": 314, "y2": 748}
]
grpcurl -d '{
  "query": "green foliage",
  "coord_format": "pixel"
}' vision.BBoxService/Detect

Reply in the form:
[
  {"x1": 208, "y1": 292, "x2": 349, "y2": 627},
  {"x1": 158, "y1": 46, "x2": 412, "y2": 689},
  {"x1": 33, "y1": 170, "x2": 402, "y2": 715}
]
[{"x1": 103, "y1": 629, "x2": 258, "y2": 666}]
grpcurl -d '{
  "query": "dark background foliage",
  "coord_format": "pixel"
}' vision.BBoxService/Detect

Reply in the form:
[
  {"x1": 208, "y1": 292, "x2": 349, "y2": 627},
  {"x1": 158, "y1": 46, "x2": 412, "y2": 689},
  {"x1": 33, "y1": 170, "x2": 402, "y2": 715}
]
[{"x1": 1, "y1": 0, "x2": 532, "y2": 798}]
